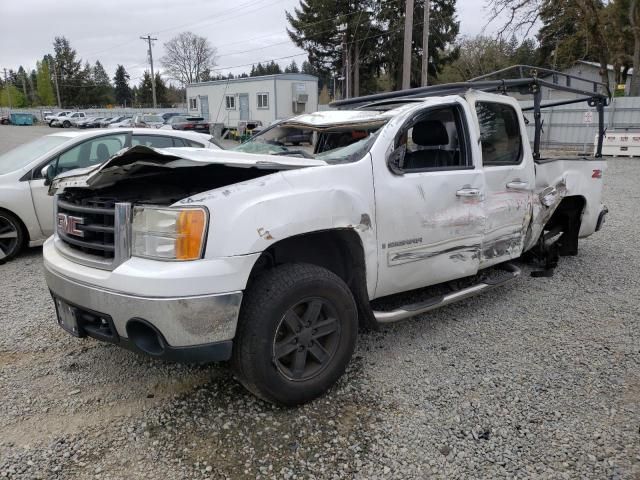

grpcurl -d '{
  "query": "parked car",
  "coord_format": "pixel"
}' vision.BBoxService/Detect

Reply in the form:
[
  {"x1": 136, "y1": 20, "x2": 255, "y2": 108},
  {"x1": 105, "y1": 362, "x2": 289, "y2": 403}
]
[
  {"x1": 0, "y1": 129, "x2": 221, "y2": 261},
  {"x1": 76, "y1": 117, "x2": 105, "y2": 129},
  {"x1": 51, "y1": 112, "x2": 86, "y2": 128},
  {"x1": 0, "y1": 115, "x2": 10, "y2": 125},
  {"x1": 108, "y1": 117, "x2": 133, "y2": 128},
  {"x1": 46, "y1": 111, "x2": 73, "y2": 127},
  {"x1": 43, "y1": 83, "x2": 608, "y2": 406},
  {"x1": 133, "y1": 114, "x2": 164, "y2": 128},
  {"x1": 100, "y1": 116, "x2": 125, "y2": 128},
  {"x1": 161, "y1": 115, "x2": 210, "y2": 132},
  {"x1": 161, "y1": 112, "x2": 186, "y2": 123},
  {"x1": 42, "y1": 111, "x2": 54, "y2": 122}
]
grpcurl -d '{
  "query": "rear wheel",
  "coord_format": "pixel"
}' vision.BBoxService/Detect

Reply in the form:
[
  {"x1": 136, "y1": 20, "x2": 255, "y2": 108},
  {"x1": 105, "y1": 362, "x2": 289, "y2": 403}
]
[
  {"x1": 0, "y1": 211, "x2": 24, "y2": 263},
  {"x1": 232, "y1": 263, "x2": 358, "y2": 406},
  {"x1": 62, "y1": 120, "x2": 71, "y2": 128},
  {"x1": 49, "y1": 121, "x2": 55, "y2": 127}
]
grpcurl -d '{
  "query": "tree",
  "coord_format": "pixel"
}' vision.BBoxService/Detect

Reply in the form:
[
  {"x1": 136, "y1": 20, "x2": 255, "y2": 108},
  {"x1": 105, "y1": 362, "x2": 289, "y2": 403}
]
[
  {"x1": 92, "y1": 61, "x2": 113, "y2": 106},
  {"x1": 113, "y1": 65, "x2": 132, "y2": 106},
  {"x1": 52, "y1": 36, "x2": 82, "y2": 106},
  {"x1": 630, "y1": 0, "x2": 640, "y2": 95},
  {"x1": 154, "y1": 72, "x2": 168, "y2": 106},
  {"x1": 0, "y1": 84, "x2": 26, "y2": 108},
  {"x1": 485, "y1": 0, "x2": 613, "y2": 92},
  {"x1": 285, "y1": 60, "x2": 300, "y2": 73},
  {"x1": 161, "y1": 32, "x2": 217, "y2": 86},
  {"x1": 138, "y1": 71, "x2": 154, "y2": 107},
  {"x1": 36, "y1": 60, "x2": 56, "y2": 105}
]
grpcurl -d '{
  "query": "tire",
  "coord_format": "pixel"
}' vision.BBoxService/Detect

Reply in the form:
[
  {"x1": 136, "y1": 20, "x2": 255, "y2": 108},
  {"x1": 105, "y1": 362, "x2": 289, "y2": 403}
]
[
  {"x1": 49, "y1": 121, "x2": 55, "y2": 127},
  {"x1": 232, "y1": 263, "x2": 358, "y2": 406},
  {"x1": 0, "y1": 210, "x2": 25, "y2": 263},
  {"x1": 62, "y1": 120, "x2": 71, "y2": 128}
]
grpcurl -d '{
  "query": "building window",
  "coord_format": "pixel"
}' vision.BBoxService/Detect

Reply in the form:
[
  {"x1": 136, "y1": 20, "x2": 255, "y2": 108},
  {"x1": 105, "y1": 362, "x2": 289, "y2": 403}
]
[
  {"x1": 257, "y1": 93, "x2": 269, "y2": 109},
  {"x1": 225, "y1": 95, "x2": 236, "y2": 110},
  {"x1": 189, "y1": 98, "x2": 197, "y2": 110}
]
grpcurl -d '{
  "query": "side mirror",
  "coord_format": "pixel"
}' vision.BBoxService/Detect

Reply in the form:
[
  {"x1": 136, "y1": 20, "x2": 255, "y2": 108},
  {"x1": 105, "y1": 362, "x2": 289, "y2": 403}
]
[
  {"x1": 387, "y1": 144, "x2": 406, "y2": 175},
  {"x1": 42, "y1": 164, "x2": 56, "y2": 186}
]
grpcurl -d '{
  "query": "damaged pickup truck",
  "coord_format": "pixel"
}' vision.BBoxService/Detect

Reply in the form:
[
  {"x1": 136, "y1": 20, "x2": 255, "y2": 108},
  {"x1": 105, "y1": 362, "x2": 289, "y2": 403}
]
[{"x1": 44, "y1": 68, "x2": 609, "y2": 405}]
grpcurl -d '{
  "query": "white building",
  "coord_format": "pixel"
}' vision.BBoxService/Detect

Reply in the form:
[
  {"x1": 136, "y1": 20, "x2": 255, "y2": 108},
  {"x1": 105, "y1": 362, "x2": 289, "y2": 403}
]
[{"x1": 186, "y1": 74, "x2": 319, "y2": 128}]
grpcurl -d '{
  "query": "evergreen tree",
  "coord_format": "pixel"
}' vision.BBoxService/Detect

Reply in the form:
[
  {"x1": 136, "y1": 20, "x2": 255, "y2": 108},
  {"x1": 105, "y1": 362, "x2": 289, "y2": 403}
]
[
  {"x1": 92, "y1": 61, "x2": 113, "y2": 106},
  {"x1": 139, "y1": 71, "x2": 154, "y2": 107},
  {"x1": 52, "y1": 36, "x2": 82, "y2": 106},
  {"x1": 154, "y1": 72, "x2": 168, "y2": 106},
  {"x1": 113, "y1": 65, "x2": 132, "y2": 106},
  {"x1": 285, "y1": 60, "x2": 301, "y2": 73},
  {"x1": 36, "y1": 60, "x2": 56, "y2": 105}
]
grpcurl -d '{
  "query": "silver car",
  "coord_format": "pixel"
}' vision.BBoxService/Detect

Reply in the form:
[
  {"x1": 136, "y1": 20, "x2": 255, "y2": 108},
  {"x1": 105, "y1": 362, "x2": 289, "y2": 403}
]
[{"x1": 0, "y1": 129, "x2": 221, "y2": 262}]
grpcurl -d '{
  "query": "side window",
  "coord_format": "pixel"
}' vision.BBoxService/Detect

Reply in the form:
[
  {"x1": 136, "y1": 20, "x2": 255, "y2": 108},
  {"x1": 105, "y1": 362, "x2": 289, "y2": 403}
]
[
  {"x1": 225, "y1": 95, "x2": 236, "y2": 110},
  {"x1": 189, "y1": 98, "x2": 197, "y2": 110},
  {"x1": 56, "y1": 134, "x2": 126, "y2": 174},
  {"x1": 181, "y1": 139, "x2": 204, "y2": 148},
  {"x1": 475, "y1": 102, "x2": 523, "y2": 166},
  {"x1": 395, "y1": 106, "x2": 469, "y2": 172},
  {"x1": 132, "y1": 135, "x2": 174, "y2": 149}
]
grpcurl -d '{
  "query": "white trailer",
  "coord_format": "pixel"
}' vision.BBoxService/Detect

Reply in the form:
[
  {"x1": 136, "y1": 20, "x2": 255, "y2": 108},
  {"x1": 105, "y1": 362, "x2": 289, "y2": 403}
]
[{"x1": 186, "y1": 74, "x2": 319, "y2": 129}]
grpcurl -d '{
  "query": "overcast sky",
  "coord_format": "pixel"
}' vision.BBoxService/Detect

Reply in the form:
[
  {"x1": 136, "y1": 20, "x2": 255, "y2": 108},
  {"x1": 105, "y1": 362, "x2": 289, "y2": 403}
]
[{"x1": 0, "y1": 0, "x2": 498, "y2": 85}]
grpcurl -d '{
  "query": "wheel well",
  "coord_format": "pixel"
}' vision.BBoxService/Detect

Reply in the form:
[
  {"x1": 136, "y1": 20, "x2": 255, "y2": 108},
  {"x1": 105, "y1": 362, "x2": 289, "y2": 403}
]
[
  {"x1": 0, "y1": 207, "x2": 29, "y2": 246},
  {"x1": 546, "y1": 195, "x2": 585, "y2": 256},
  {"x1": 248, "y1": 229, "x2": 378, "y2": 330}
]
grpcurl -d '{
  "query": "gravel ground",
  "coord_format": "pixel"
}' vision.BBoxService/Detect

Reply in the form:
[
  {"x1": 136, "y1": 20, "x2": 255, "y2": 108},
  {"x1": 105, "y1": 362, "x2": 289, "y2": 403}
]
[{"x1": 0, "y1": 125, "x2": 638, "y2": 479}]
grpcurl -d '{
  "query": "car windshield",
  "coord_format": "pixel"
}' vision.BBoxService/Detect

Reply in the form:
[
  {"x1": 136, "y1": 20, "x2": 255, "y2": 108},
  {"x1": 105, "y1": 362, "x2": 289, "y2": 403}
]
[
  {"x1": 0, "y1": 135, "x2": 70, "y2": 175},
  {"x1": 232, "y1": 121, "x2": 388, "y2": 164},
  {"x1": 142, "y1": 115, "x2": 163, "y2": 122}
]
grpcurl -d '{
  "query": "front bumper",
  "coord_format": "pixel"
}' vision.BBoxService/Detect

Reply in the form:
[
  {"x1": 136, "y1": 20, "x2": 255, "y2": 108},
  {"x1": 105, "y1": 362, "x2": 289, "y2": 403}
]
[{"x1": 45, "y1": 265, "x2": 242, "y2": 363}]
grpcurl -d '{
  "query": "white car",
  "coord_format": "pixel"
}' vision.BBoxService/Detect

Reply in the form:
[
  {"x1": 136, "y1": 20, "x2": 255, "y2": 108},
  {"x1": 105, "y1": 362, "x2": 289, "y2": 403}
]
[
  {"x1": 46, "y1": 111, "x2": 72, "y2": 126},
  {"x1": 108, "y1": 118, "x2": 133, "y2": 128},
  {"x1": 0, "y1": 129, "x2": 221, "y2": 261},
  {"x1": 50, "y1": 112, "x2": 87, "y2": 128}
]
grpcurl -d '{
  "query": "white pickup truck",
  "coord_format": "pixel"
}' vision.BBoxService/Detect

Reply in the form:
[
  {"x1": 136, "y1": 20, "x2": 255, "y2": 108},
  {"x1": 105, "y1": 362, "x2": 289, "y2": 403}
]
[{"x1": 43, "y1": 79, "x2": 609, "y2": 405}]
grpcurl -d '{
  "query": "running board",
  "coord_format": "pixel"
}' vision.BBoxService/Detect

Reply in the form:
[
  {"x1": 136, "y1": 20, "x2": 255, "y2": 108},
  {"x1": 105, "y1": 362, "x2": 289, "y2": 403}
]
[{"x1": 373, "y1": 263, "x2": 522, "y2": 324}]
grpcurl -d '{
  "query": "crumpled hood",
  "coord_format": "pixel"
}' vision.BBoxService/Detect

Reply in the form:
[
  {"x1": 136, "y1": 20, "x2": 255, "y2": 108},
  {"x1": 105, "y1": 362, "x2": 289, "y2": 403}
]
[{"x1": 50, "y1": 145, "x2": 326, "y2": 193}]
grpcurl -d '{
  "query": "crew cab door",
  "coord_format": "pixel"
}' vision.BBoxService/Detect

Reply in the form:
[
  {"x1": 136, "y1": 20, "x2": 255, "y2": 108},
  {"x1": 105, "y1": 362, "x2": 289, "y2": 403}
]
[
  {"x1": 371, "y1": 99, "x2": 486, "y2": 299},
  {"x1": 29, "y1": 133, "x2": 129, "y2": 235},
  {"x1": 467, "y1": 92, "x2": 535, "y2": 267}
]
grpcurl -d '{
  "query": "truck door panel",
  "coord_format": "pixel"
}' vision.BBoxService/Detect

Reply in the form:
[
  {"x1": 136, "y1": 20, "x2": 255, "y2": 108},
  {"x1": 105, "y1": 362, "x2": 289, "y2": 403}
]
[
  {"x1": 472, "y1": 98, "x2": 536, "y2": 267},
  {"x1": 372, "y1": 101, "x2": 486, "y2": 299}
]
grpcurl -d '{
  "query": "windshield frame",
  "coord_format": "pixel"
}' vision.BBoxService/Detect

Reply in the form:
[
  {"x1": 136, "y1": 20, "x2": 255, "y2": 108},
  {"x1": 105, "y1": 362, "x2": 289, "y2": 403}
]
[{"x1": 233, "y1": 119, "x2": 388, "y2": 165}]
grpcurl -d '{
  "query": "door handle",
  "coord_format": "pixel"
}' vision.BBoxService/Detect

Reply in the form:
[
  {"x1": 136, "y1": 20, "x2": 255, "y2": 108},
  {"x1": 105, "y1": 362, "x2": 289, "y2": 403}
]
[
  {"x1": 506, "y1": 181, "x2": 529, "y2": 190},
  {"x1": 456, "y1": 188, "x2": 481, "y2": 197}
]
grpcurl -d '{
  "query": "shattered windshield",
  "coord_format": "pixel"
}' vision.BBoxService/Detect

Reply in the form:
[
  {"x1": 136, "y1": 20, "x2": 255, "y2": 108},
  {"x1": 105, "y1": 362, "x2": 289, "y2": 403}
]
[{"x1": 232, "y1": 120, "x2": 388, "y2": 164}]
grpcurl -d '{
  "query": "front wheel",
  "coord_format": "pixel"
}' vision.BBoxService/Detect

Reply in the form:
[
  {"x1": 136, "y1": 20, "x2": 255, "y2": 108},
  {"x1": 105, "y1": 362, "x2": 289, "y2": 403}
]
[
  {"x1": 62, "y1": 120, "x2": 71, "y2": 128},
  {"x1": 232, "y1": 263, "x2": 358, "y2": 406},
  {"x1": 0, "y1": 211, "x2": 24, "y2": 262}
]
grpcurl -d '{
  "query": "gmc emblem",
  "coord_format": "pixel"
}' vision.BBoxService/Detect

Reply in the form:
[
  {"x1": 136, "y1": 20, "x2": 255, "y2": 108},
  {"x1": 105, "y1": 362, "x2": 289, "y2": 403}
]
[{"x1": 57, "y1": 213, "x2": 85, "y2": 237}]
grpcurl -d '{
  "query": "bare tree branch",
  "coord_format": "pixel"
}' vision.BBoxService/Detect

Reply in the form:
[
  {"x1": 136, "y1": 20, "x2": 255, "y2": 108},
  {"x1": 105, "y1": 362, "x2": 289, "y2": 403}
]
[{"x1": 160, "y1": 32, "x2": 217, "y2": 86}]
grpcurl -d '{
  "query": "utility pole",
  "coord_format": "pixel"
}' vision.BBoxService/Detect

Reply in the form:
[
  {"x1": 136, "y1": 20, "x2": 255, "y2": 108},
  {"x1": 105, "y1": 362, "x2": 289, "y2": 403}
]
[
  {"x1": 2, "y1": 69, "x2": 11, "y2": 109},
  {"x1": 402, "y1": 0, "x2": 415, "y2": 90},
  {"x1": 421, "y1": 0, "x2": 430, "y2": 86},
  {"x1": 49, "y1": 59, "x2": 61, "y2": 108},
  {"x1": 140, "y1": 35, "x2": 158, "y2": 108}
]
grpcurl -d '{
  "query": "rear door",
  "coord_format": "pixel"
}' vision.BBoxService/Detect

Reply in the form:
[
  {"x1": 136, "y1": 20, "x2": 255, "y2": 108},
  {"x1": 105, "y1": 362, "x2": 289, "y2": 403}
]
[
  {"x1": 372, "y1": 99, "x2": 486, "y2": 298},
  {"x1": 467, "y1": 92, "x2": 535, "y2": 267}
]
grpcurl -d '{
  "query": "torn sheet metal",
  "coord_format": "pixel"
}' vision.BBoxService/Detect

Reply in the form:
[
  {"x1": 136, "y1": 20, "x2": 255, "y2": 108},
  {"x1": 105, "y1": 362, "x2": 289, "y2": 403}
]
[
  {"x1": 50, "y1": 145, "x2": 326, "y2": 194},
  {"x1": 523, "y1": 181, "x2": 568, "y2": 251}
]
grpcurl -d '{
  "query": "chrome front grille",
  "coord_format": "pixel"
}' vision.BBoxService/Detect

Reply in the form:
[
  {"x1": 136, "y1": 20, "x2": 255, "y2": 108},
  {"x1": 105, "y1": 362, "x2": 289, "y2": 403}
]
[{"x1": 55, "y1": 195, "x2": 131, "y2": 270}]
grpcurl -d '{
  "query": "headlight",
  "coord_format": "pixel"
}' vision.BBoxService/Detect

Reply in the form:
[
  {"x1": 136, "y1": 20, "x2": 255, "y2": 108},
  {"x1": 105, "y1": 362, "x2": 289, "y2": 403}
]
[{"x1": 132, "y1": 206, "x2": 208, "y2": 261}]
